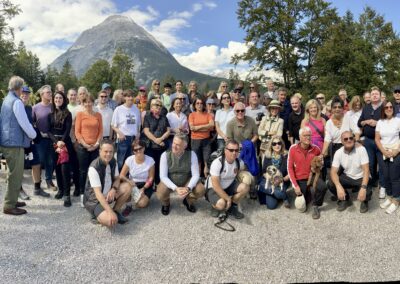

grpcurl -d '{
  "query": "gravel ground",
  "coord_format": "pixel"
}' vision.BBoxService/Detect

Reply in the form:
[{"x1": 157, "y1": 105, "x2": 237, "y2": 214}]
[{"x1": 1, "y1": 169, "x2": 400, "y2": 283}]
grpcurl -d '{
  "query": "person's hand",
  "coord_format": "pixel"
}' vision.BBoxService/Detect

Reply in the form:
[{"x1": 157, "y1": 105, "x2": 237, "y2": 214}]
[
  {"x1": 224, "y1": 136, "x2": 229, "y2": 142},
  {"x1": 106, "y1": 188, "x2": 116, "y2": 203},
  {"x1": 117, "y1": 132, "x2": 126, "y2": 141},
  {"x1": 190, "y1": 125, "x2": 197, "y2": 131},
  {"x1": 108, "y1": 210, "x2": 118, "y2": 227},
  {"x1": 57, "y1": 141, "x2": 65, "y2": 148},
  {"x1": 154, "y1": 137, "x2": 163, "y2": 145},
  {"x1": 384, "y1": 149, "x2": 393, "y2": 158},
  {"x1": 368, "y1": 120, "x2": 377, "y2": 127},
  {"x1": 357, "y1": 188, "x2": 367, "y2": 202},
  {"x1": 225, "y1": 196, "x2": 232, "y2": 210},
  {"x1": 337, "y1": 186, "x2": 346, "y2": 201},
  {"x1": 176, "y1": 187, "x2": 189, "y2": 197},
  {"x1": 159, "y1": 141, "x2": 165, "y2": 147},
  {"x1": 294, "y1": 186, "x2": 302, "y2": 196}
]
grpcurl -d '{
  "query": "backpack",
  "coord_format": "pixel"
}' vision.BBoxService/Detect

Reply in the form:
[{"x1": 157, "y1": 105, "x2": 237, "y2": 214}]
[{"x1": 208, "y1": 149, "x2": 240, "y2": 174}]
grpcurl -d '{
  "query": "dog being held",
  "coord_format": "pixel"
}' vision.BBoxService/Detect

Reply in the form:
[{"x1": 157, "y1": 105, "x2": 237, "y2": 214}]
[
  {"x1": 307, "y1": 156, "x2": 323, "y2": 191},
  {"x1": 264, "y1": 165, "x2": 284, "y2": 194}
]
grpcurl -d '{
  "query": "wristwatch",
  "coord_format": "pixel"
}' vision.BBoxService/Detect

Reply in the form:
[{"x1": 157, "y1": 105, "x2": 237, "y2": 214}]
[
  {"x1": 187, "y1": 187, "x2": 192, "y2": 192},
  {"x1": 361, "y1": 184, "x2": 368, "y2": 190}
]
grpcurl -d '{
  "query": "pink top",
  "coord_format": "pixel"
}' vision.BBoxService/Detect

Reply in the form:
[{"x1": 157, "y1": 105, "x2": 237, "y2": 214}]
[{"x1": 305, "y1": 118, "x2": 324, "y2": 150}]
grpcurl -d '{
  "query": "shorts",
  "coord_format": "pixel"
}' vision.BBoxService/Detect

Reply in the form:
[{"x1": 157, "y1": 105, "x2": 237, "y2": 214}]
[
  {"x1": 24, "y1": 143, "x2": 40, "y2": 168},
  {"x1": 206, "y1": 180, "x2": 240, "y2": 205},
  {"x1": 131, "y1": 182, "x2": 154, "y2": 203}
]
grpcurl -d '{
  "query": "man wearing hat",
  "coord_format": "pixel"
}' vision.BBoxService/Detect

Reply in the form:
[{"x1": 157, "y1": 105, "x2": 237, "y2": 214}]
[
  {"x1": 95, "y1": 83, "x2": 117, "y2": 110},
  {"x1": 246, "y1": 92, "x2": 267, "y2": 126},
  {"x1": 288, "y1": 126, "x2": 327, "y2": 219},
  {"x1": 393, "y1": 85, "x2": 400, "y2": 118}
]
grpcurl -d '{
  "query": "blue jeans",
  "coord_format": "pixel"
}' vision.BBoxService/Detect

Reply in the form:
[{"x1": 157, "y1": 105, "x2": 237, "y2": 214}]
[
  {"x1": 377, "y1": 151, "x2": 400, "y2": 199},
  {"x1": 116, "y1": 136, "x2": 134, "y2": 171},
  {"x1": 364, "y1": 137, "x2": 385, "y2": 187},
  {"x1": 258, "y1": 178, "x2": 288, "y2": 209},
  {"x1": 37, "y1": 138, "x2": 54, "y2": 181}
]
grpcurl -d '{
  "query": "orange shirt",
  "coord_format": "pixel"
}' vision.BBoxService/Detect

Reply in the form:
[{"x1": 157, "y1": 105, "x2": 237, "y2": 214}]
[
  {"x1": 189, "y1": 111, "x2": 213, "y2": 139},
  {"x1": 75, "y1": 112, "x2": 103, "y2": 145}
]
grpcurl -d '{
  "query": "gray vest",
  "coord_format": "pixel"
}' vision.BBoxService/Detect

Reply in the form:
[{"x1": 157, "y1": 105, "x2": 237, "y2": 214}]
[{"x1": 167, "y1": 150, "x2": 192, "y2": 187}]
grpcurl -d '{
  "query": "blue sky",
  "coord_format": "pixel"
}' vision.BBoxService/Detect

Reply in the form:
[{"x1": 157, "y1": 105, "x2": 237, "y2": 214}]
[{"x1": 9, "y1": 0, "x2": 399, "y2": 79}]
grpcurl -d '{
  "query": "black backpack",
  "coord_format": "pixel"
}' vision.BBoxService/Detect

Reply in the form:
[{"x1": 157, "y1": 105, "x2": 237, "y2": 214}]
[{"x1": 208, "y1": 149, "x2": 240, "y2": 174}]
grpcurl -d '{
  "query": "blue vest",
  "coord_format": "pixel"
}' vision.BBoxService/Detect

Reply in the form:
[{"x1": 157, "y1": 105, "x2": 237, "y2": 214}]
[{"x1": 0, "y1": 91, "x2": 30, "y2": 148}]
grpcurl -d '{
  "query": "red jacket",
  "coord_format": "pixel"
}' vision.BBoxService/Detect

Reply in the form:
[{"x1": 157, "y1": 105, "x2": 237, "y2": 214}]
[{"x1": 287, "y1": 143, "x2": 321, "y2": 188}]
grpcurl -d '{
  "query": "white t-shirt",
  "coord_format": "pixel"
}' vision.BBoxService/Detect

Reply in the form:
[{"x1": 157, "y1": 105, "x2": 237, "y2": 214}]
[
  {"x1": 245, "y1": 105, "x2": 267, "y2": 124},
  {"x1": 95, "y1": 105, "x2": 113, "y2": 137},
  {"x1": 88, "y1": 164, "x2": 120, "y2": 196},
  {"x1": 166, "y1": 111, "x2": 189, "y2": 134},
  {"x1": 376, "y1": 117, "x2": 400, "y2": 147},
  {"x1": 215, "y1": 108, "x2": 235, "y2": 139},
  {"x1": 124, "y1": 155, "x2": 155, "y2": 183},
  {"x1": 344, "y1": 110, "x2": 361, "y2": 134},
  {"x1": 111, "y1": 104, "x2": 141, "y2": 136},
  {"x1": 208, "y1": 157, "x2": 244, "y2": 189},
  {"x1": 332, "y1": 146, "x2": 369, "y2": 180},
  {"x1": 325, "y1": 118, "x2": 351, "y2": 144}
]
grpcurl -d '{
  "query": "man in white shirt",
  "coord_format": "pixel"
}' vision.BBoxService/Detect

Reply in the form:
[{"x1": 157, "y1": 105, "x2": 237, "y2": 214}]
[
  {"x1": 328, "y1": 131, "x2": 370, "y2": 213},
  {"x1": 206, "y1": 139, "x2": 249, "y2": 219},
  {"x1": 157, "y1": 134, "x2": 205, "y2": 215},
  {"x1": 84, "y1": 140, "x2": 131, "y2": 227},
  {"x1": 95, "y1": 90, "x2": 113, "y2": 139},
  {"x1": 111, "y1": 91, "x2": 141, "y2": 171}
]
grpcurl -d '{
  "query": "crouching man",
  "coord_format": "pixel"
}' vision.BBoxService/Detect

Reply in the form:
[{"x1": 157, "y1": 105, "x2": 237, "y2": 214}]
[
  {"x1": 206, "y1": 139, "x2": 249, "y2": 219},
  {"x1": 157, "y1": 134, "x2": 205, "y2": 215},
  {"x1": 328, "y1": 131, "x2": 370, "y2": 213},
  {"x1": 84, "y1": 139, "x2": 131, "y2": 227}
]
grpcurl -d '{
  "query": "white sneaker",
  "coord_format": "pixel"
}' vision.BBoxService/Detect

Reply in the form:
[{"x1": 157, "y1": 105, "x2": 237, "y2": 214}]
[
  {"x1": 385, "y1": 203, "x2": 399, "y2": 214},
  {"x1": 379, "y1": 187, "x2": 386, "y2": 199},
  {"x1": 80, "y1": 194, "x2": 84, "y2": 208},
  {"x1": 380, "y1": 198, "x2": 392, "y2": 209}
]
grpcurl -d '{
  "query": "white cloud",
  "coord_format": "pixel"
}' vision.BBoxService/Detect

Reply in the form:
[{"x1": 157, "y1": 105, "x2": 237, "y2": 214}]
[
  {"x1": 204, "y1": 2, "x2": 217, "y2": 9},
  {"x1": 122, "y1": 6, "x2": 159, "y2": 27}
]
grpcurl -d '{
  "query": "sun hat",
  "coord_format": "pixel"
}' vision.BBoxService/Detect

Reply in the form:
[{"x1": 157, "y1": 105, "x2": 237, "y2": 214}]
[
  {"x1": 295, "y1": 194, "x2": 306, "y2": 212},
  {"x1": 268, "y1": 99, "x2": 281, "y2": 109}
]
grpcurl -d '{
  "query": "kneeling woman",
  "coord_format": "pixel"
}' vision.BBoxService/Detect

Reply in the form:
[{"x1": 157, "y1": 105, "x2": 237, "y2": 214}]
[
  {"x1": 119, "y1": 141, "x2": 155, "y2": 216},
  {"x1": 258, "y1": 135, "x2": 290, "y2": 209}
]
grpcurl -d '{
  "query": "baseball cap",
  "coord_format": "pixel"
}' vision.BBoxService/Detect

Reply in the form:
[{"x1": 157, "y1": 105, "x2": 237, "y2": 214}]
[
  {"x1": 393, "y1": 85, "x2": 400, "y2": 92},
  {"x1": 102, "y1": 83, "x2": 111, "y2": 90},
  {"x1": 206, "y1": 98, "x2": 215, "y2": 104},
  {"x1": 21, "y1": 86, "x2": 30, "y2": 93},
  {"x1": 139, "y1": 86, "x2": 146, "y2": 91}
]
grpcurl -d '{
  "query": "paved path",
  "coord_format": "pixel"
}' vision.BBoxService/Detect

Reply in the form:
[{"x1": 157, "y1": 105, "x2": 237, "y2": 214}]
[{"x1": 1, "y1": 170, "x2": 399, "y2": 283}]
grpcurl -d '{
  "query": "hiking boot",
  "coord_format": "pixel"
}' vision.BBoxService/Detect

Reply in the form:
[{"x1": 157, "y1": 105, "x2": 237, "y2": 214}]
[
  {"x1": 161, "y1": 204, "x2": 170, "y2": 216},
  {"x1": 337, "y1": 200, "x2": 349, "y2": 212},
  {"x1": 46, "y1": 180, "x2": 58, "y2": 191},
  {"x1": 183, "y1": 198, "x2": 196, "y2": 213},
  {"x1": 228, "y1": 205, "x2": 244, "y2": 219},
  {"x1": 360, "y1": 201, "x2": 368, "y2": 213},
  {"x1": 312, "y1": 206, "x2": 320, "y2": 219},
  {"x1": 19, "y1": 187, "x2": 30, "y2": 200},
  {"x1": 34, "y1": 188, "x2": 50, "y2": 197}
]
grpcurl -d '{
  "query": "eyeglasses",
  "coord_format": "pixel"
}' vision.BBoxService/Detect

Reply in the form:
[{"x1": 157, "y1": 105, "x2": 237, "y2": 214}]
[
  {"x1": 100, "y1": 96, "x2": 107, "y2": 98},
  {"x1": 226, "y1": 148, "x2": 240, "y2": 153},
  {"x1": 222, "y1": 96, "x2": 230, "y2": 100},
  {"x1": 133, "y1": 147, "x2": 143, "y2": 152},
  {"x1": 152, "y1": 104, "x2": 162, "y2": 107},
  {"x1": 385, "y1": 105, "x2": 393, "y2": 109},
  {"x1": 154, "y1": 83, "x2": 160, "y2": 85},
  {"x1": 236, "y1": 109, "x2": 245, "y2": 113},
  {"x1": 208, "y1": 103, "x2": 216, "y2": 106},
  {"x1": 343, "y1": 136, "x2": 354, "y2": 142},
  {"x1": 316, "y1": 97, "x2": 324, "y2": 100},
  {"x1": 333, "y1": 105, "x2": 342, "y2": 109},
  {"x1": 234, "y1": 91, "x2": 240, "y2": 93},
  {"x1": 222, "y1": 85, "x2": 227, "y2": 88},
  {"x1": 272, "y1": 142, "x2": 282, "y2": 146}
]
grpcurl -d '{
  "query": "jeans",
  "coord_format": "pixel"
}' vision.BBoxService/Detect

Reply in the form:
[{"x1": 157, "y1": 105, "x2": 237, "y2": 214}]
[
  {"x1": 37, "y1": 138, "x2": 54, "y2": 181},
  {"x1": 377, "y1": 151, "x2": 400, "y2": 200},
  {"x1": 297, "y1": 178, "x2": 327, "y2": 206},
  {"x1": 77, "y1": 144, "x2": 99, "y2": 194},
  {"x1": 364, "y1": 137, "x2": 385, "y2": 187},
  {"x1": 191, "y1": 138, "x2": 212, "y2": 165},
  {"x1": 327, "y1": 174, "x2": 372, "y2": 201},
  {"x1": 258, "y1": 178, "x2": 288, "y2": 209},
  {"x1": 116, "y1": 136, "x2": 134, "y2": 171}
]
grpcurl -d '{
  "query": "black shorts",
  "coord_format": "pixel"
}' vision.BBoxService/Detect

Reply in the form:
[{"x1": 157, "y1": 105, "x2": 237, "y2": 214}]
[
  {"x1": 136, "y1": 182, "x2": 154, "y2": 199},
  {"x1": 206, "y1": 180, "x2": 240, "y2": 205}
]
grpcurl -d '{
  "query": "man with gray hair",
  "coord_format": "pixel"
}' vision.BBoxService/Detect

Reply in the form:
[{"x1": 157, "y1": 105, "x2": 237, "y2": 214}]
[
  {"x1": 226, "y1": 102, "x2": 258, "y2": 144},
  {"x1": 0, "y1": 76, "x2": 37, "y2": 215},
  {"x1": 157, "y1": 134, "x2": 205, "y2": 215},
  {"x1": 287, "y1": 126, "x2": 327, "y2": 219}
]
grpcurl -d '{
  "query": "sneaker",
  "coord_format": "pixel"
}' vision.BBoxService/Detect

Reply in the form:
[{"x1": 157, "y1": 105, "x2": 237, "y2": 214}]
[
  {"x1": 210, "y1": 207, "x2": 220, "y2": 218},
  {"x1": 385, "y1": 203, "x2": 399, "y2": 214},
  {"x1": 63, "y1": 196, "x2": 71, "y2": 207},
  {"x1": 360, "y1": 201, "x2": 369, "y2": 213},
  {"x1": 19, "y1": 187, "x2": 30, "y2": 200},
  {"x1": 228, "y1": 205, "x2": 244, "y2": 219},
  {"x1": 90, "y1": 216, "x2": 99, "y2": 225},
  {"x1": 34, "y1": 188, "x2": 50, "y2": 198},
  {"x1": 337, "y1": 200, "x2": 349, "y2": 212},
  {"x1": 183, "y1": 198, "x2": 196, "y2": 213},
  {"x1": 122, "y1": 205, "x2": 133, "y2": 217},
  {"x1": 312, "y1": 206, "x2": 320, "y2": 219},
  {"x1": 46, "y1": 180, "x2": 58, "y2": 191},
  {"x1": 379, "y1": 187, "x2": 386, "y2": 199},
  {"x1": 380, "y1": 198, "x2": 392, "y2": 209},
  {"x1": 283, "y1": 200, "x2": 290, "y2": 209},
  {"x1": 80, "y1": 194, "x2": 84, "y2": 208}
]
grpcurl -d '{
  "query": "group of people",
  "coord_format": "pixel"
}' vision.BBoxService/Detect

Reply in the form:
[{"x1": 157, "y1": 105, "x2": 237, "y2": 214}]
[{"x1": 1, "y1": 75, "x2": 399, "y2": 228}]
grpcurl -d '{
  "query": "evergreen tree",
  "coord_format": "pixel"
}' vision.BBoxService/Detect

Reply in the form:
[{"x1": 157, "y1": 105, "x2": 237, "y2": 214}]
[
  {"x1": 14, "y1": 41, "x2": 43, "y2": 91},
  {"x1": 58, "y1": 60, "x2": 79, "y2": 91},
  {"x1": 110, "y1": 48, "x2": 135, "y2": 90},
  {"x1": 80, "y1": 59, "x2": 111, "y2": 94}
]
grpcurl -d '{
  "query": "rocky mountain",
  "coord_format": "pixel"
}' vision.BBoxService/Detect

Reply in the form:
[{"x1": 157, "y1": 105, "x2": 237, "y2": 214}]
[{"x1": 50, "y1": 15, "x2": 223, "y2": 86}]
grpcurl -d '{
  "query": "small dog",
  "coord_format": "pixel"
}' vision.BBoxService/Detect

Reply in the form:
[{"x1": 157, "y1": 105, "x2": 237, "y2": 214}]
[
  {"x1": 264, "y1": 165, "x2": 284, "y2": 194},
  {"x1": 307, "y1": 156, "x2": 323, "y2": 191}
]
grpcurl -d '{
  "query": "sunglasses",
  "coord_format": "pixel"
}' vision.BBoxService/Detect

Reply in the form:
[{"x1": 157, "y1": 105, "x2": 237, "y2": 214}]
[
  {"x1": 272, "y1": 142, "x2": 282, "y2": 146},
  {"x1": 222, "y1": 96, "x2": 230, "y2": 100},
  {"x1": 133, "y1": 147, "x2": 143, "y2": 152},
  {"x1": 236, "y1": 109, "x2": 245, "y2": 113},
  {"x1": 385, "y1": 105, "x2": 393, "y2": 109},
  {"x1": 154, "y1": 83, "x2": 160, "y2": 85},
  {"x1": 222, "y1": 85, "x2": 227, "y2": 88},
  {"x1": 333, "y1": 105, "x2": 342, "y2": 109},
  {"x1": 316, "y1": 97, "x2": 324, "y2": 100},
  {"x1": 100, "y1": 96, "x2": 107, "y2": 98},
  {"x1": 226, "y1": 148, "x2": 240, "y2": 153},
  {"x1": 152, "y1": 104, "x2": 162, "y2": 107},
  {"x1": 343, "y1": 136, "x2": 354, "y2": 142},
  {"x1": 394, "y1": 91, "x2": 400, "y2": 94},
  {"x1": 139, "y1": 90, "x2": 146, "y2": 92},
  {"x1": 250, "y1": 86, "x2": 255, "y2": 89}
]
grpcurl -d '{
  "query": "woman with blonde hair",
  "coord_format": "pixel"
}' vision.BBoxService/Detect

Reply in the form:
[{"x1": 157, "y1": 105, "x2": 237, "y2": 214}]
[
  {"x1": 258, "y1": 135, "x2": 290, "y2": 209},
  {"x1": 345, "y1": 95, "x2": 363, "y2": 141},
  {"x1": 216, "y1": 81, "x2": 228, "y2": 100},
  {"x1": 147, "y1": 79, "x2": 161, "y2": 99},
  {"x1": 112, "y1": 89, "x2": 124, "y2": 106},
  {"x1": 301, "y1": 99, "x2": 326, "y2": 150}
]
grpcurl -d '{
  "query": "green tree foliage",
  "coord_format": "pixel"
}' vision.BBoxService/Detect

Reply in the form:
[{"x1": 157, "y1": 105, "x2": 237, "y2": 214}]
[
  {"x1": 228, "y1": 69, "x2": 240, "y2": 91},
  {"x1": 44, "y1": 65, "x2": 60, "y2": 89},
  {"x1": 80, "y1": 59, "x2": 111, "y2": 94},
  {"x1": 161, "y1": 75, "x2": 176, "y2": 90},
  {"x1": 110, "y1": 48, "x2": 135, "y2": 90},
  {"x1": 57, "y1": 60, "x2": 79, "y2": 92}
]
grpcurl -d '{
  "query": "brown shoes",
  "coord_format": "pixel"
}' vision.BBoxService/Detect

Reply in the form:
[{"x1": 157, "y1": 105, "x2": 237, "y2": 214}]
[
  {"x1": 16, "y1": 201, "x2": 26, "y2": 207},
  {"x1": 3, "y1": 207, "x2": 27, "y2": 215}
]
